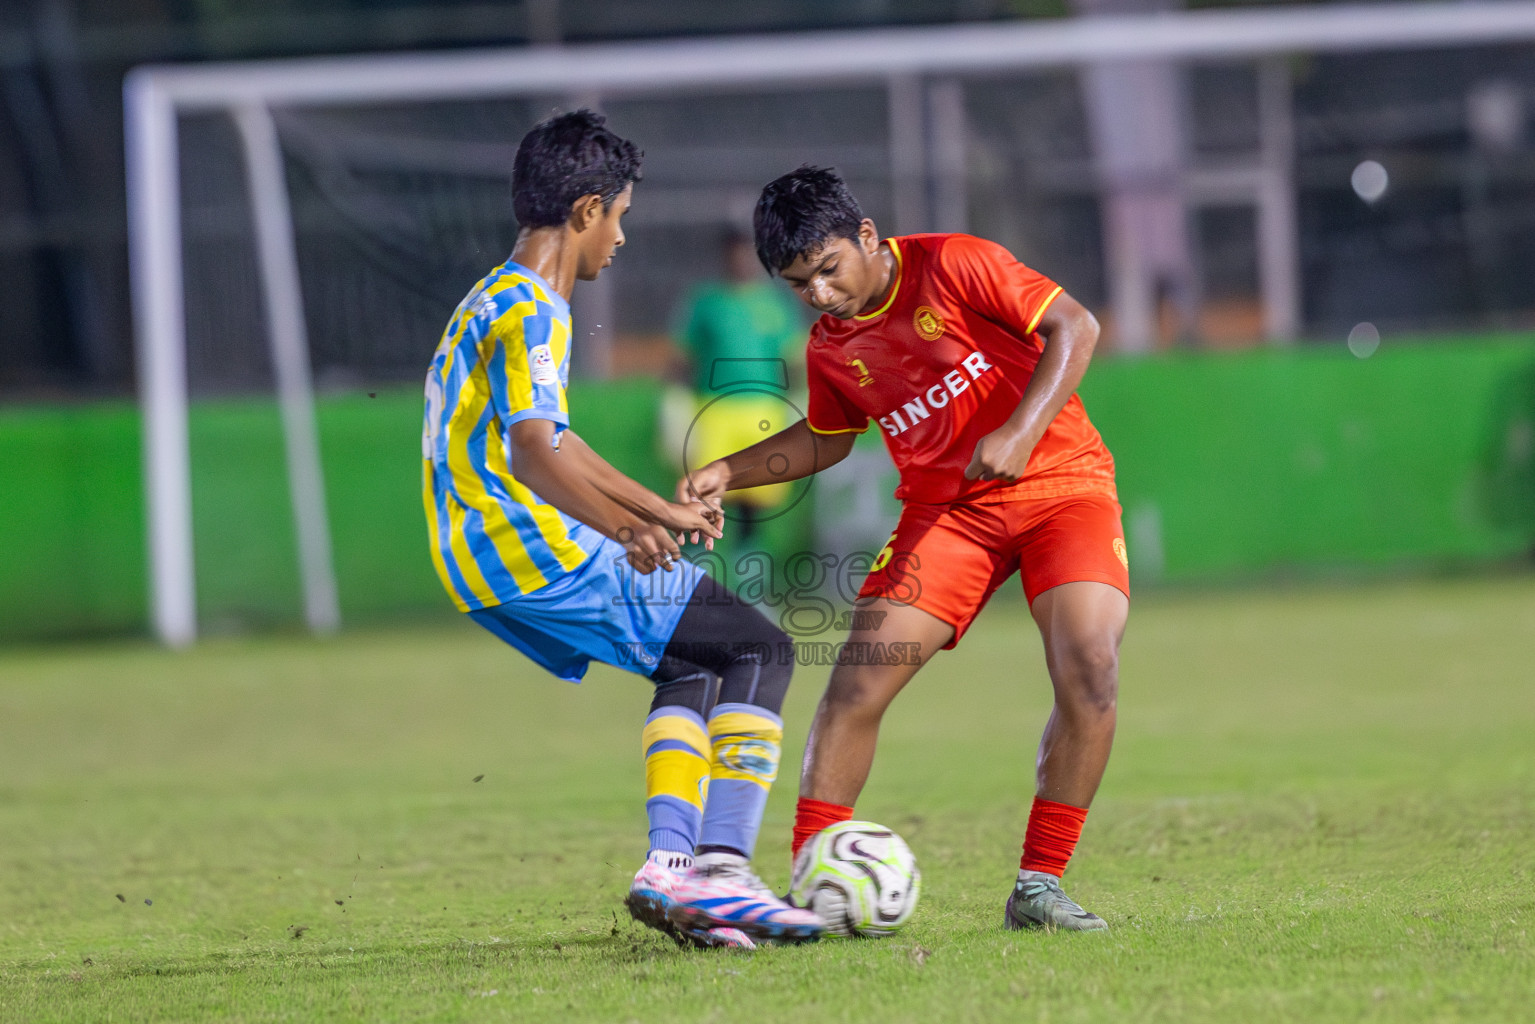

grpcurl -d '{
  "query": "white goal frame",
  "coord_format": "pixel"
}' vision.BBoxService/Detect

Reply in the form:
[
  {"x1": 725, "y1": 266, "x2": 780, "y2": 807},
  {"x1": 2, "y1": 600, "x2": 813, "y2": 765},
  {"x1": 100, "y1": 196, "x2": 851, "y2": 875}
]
[{"x1": 126, "y1": 1, "x2": 1535, "y2": 646}]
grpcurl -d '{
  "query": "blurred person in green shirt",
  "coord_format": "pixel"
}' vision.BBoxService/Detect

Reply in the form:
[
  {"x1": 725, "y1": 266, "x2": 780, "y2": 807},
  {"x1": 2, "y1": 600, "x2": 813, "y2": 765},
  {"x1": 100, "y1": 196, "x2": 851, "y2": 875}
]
[{"x1": 668, "y1": 228, "x2": 807, "y2": 542}]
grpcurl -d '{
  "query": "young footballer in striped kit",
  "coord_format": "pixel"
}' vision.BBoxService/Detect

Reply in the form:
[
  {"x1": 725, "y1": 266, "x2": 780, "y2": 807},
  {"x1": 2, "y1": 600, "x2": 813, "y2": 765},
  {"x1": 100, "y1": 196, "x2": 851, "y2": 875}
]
[{"x1": 423, "y1": 112, "x2": 820, "y2": 948}]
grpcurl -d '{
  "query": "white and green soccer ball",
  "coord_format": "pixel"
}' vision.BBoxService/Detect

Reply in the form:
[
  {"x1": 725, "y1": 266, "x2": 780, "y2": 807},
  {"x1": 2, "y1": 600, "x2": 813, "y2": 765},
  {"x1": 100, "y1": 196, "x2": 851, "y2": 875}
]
[{"x1": 789, "y1": 820, "x2": 920, "y2": 937}]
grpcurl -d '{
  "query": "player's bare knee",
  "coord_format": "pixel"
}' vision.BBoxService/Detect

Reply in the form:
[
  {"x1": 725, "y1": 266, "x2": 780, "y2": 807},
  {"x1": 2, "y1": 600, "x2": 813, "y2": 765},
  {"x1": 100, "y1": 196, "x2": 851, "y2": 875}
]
[
  {"x1": 822, "y1": 666, "x2": 897, "y2": 718},
  {"x1": 1053, "y1": 640, "x2": 1119, "y2": 714}
]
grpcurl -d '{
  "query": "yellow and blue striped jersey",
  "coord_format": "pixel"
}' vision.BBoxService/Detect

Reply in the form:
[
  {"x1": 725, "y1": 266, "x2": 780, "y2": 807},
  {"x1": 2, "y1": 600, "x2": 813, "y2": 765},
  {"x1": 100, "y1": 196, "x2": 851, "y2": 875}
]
[{"x1": 422, "y1": 260, "x2": 603, "y2": 611}]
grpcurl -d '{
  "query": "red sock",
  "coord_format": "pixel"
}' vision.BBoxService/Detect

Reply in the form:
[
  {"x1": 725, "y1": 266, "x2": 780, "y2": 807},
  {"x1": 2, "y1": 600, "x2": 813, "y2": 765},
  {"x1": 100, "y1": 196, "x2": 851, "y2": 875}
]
[
  {"x1": 792, "y1": 796, "x2": 854, "y2": 858},
  {"x1": 1020, "y1": 796, "x2": 1088, "y2": 876}
]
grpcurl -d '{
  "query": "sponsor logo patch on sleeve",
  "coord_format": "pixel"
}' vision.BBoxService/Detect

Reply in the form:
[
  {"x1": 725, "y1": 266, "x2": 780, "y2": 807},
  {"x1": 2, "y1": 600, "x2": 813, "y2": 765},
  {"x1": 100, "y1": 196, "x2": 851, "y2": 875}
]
[{"x1": 528, "y1": 344, "x2": 559, "y2": 387}]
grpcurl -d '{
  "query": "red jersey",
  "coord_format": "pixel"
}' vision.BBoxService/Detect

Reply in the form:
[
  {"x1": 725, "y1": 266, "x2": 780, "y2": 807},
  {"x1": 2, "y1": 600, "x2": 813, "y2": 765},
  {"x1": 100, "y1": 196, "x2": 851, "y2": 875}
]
[{"x1": 804, "y1": 233, "x2": 1116, "y2": 504}]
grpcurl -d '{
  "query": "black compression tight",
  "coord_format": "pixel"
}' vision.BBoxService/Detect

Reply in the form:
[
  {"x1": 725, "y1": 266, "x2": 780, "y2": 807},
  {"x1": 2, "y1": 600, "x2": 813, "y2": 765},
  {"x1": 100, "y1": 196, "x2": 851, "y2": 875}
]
[{"x1": 648, "y1": 577, "x2": 792, "y2": 717}]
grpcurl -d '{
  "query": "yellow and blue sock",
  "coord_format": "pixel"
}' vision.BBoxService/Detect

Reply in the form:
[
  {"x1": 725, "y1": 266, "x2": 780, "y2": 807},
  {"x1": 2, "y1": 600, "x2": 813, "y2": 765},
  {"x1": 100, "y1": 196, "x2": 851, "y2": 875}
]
[
  {"x1": 641, "y1": 705, "x2": 711, "y2": 855},
  {"x1": 697, "y1": 702, "x2": 784, "y2": 858}
]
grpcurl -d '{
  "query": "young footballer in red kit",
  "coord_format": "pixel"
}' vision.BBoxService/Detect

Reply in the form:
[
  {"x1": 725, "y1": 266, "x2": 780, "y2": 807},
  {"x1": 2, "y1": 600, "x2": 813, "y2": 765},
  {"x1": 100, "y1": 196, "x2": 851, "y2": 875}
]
[{"x1": 681, "y1": 167, "x2": 1129, "y2": 930}]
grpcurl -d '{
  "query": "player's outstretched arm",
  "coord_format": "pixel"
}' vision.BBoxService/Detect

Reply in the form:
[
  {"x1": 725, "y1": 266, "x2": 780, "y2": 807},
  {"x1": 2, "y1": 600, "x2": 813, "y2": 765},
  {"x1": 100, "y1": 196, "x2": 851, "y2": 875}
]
[
  {"x1": 679, "y1": 418, "x2": 855, "y2": 504},
  {"x1": 558, "y1": 429, "x2": 721, "y2": 542},
  {"x1": 508, "y1": 418, "x2": 719, "y2": 571},
  {"x1": 965, "y1": 290, "x2": 1100, "y2": 483}
]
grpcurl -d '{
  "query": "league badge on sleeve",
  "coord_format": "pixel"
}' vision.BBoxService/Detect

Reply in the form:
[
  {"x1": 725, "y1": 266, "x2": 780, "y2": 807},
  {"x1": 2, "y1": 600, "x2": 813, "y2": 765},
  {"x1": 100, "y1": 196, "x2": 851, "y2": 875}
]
[{"x1": 528, "y1": 344, "x2": 559, "y2": 386}]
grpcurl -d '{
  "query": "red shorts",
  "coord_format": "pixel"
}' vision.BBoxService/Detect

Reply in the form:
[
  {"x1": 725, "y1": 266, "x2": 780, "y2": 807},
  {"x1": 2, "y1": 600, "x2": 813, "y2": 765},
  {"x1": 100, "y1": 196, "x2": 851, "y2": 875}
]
[{"x1": 858, "y1": 492, "x2": 1130, "y2": 647}]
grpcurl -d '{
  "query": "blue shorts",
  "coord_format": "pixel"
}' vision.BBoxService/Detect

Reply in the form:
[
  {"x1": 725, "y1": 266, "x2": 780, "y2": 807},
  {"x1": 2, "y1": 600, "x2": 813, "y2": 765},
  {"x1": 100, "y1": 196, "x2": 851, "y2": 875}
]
[{"x1": 468, "y1": 536, "x2": 705, "y2": 683}]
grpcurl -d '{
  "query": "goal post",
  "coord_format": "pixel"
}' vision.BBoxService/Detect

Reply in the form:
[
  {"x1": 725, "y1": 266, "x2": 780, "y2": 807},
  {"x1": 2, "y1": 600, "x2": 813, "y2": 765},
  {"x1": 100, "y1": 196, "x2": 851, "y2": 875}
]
[
  {"x1": 231, "y1": 101, "x2": 341, "y2": 637},
  {"x1": 125, "y1": 2, "x2": 1535, "y2": 646}
]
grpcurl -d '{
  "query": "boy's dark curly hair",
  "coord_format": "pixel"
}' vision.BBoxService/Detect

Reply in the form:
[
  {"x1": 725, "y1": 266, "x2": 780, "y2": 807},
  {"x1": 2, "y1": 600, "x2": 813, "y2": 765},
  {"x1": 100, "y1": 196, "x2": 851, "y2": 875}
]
[
  {"x1": 512, "y1": 110, "x2": 642, "y2": 229},
  {"x1": 753, "y1": 165, "x2": 865, "y2": 273}
]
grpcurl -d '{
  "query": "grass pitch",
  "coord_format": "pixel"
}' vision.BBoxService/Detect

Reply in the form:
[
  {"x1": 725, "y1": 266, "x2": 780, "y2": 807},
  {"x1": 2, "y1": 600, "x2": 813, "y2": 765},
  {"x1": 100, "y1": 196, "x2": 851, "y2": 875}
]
[{"x1": 1, "y1": 577, "x2": 1532, "y2": 1023}]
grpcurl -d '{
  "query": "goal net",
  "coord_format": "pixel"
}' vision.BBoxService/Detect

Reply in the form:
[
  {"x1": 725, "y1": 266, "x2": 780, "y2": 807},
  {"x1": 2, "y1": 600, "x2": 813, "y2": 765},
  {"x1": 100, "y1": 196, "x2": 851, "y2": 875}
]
[{"x1": 126, "y1": 2, "x2": 1535, "y2": 643}]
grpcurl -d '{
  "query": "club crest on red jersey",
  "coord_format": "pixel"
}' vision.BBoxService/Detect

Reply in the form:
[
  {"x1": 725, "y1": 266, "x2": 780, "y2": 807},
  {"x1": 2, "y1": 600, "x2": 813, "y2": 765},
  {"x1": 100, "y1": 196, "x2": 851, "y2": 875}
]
[{"x1": 913, "y1": 306, "x2": 946, "y2": 341}]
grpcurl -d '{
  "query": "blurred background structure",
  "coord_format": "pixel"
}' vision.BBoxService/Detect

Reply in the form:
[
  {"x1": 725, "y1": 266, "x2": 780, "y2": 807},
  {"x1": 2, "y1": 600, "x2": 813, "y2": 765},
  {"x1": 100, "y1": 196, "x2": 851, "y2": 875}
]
[{"x1": 2, "y1": 0, "x2": 1534, "y2": 643}]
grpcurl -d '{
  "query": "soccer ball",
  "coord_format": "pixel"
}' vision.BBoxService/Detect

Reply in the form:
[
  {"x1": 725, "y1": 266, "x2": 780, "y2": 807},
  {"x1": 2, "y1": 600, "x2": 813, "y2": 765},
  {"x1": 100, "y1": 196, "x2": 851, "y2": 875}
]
[{"x1": 789, "y1": 820, "x2": 920, "y2": 937}]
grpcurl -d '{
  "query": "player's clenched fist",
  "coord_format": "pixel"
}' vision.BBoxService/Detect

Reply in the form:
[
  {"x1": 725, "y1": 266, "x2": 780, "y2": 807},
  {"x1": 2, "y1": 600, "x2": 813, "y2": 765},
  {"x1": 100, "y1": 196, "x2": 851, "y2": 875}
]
[{"x1": 964, "y1": 427, "x2": 1035, "y2": 483}]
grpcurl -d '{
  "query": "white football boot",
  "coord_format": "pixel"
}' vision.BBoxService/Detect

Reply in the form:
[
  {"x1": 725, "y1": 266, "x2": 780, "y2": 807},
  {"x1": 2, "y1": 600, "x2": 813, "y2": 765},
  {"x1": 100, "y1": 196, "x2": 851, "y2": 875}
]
[
  {"x1": 625, "y1": 851, "x2": 690, "y2": 936},
  {"x1": 667, "y1": 852, "x2": 823, "y2": 944},
  {"x1": 625, "y1": 851, "x2": 758, "y2": 950}
]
